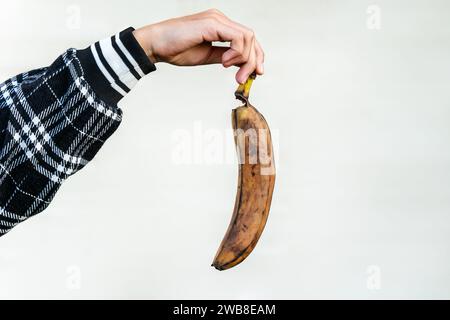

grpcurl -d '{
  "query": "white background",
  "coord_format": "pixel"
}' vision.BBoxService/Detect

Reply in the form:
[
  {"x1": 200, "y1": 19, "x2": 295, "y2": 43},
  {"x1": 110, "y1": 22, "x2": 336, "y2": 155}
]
[{"x1": 1, "y1": 0, "x2": 450, "y2": 299}]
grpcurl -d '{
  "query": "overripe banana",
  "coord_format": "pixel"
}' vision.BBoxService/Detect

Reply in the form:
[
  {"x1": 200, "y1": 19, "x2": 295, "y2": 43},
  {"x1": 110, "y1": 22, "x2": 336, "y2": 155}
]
[{"x1": 212, "y1": 73, "x2": 276, "y2": 271}]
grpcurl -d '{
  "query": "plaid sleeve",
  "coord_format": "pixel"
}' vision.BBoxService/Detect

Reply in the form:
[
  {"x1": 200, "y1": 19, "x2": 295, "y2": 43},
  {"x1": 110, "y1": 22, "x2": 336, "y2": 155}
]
[{"x1": 0, "y1": 27, "x2": 155, "y2": 237}]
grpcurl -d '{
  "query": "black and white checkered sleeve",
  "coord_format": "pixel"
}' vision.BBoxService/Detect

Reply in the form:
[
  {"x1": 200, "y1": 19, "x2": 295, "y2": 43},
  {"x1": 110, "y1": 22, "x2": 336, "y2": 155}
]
[{"x1": 0, "y1": 27, "x2": 155, "y2": 237}]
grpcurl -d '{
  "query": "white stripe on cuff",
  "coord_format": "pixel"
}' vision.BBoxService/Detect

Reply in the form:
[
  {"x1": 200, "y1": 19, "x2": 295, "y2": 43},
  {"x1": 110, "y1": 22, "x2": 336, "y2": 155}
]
[
  {"x1": 114, "y1": 32, "x2": 146, "y2": 78},
  {"x1": 90, "y1": 44, "x2": 127, "y2": 97},
  {"x1": 99, "y1": 37, "x2": 138, "y2": 89}
]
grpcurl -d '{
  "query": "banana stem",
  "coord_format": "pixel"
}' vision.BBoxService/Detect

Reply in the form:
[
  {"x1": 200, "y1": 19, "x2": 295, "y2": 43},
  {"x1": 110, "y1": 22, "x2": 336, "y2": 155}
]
[{"x1": 235, "y1": 71, "x2": 257, "y2": 105}]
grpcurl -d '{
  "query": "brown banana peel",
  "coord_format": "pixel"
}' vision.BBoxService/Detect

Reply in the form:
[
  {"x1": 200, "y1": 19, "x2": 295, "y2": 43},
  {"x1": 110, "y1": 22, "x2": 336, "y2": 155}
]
[{"x1": 212, "y1": 73, "x2": 276, "y2": 271}]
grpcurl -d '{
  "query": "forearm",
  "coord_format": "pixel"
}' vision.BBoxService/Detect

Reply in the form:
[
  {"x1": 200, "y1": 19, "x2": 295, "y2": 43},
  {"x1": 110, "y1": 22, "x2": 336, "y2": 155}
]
[{"x1": 0, "y1": 27, "x2": 154, "y2": 236}]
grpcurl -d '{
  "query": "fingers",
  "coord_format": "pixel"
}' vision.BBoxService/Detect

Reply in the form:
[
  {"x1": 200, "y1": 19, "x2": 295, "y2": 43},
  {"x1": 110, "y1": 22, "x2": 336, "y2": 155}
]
[
  {"x1": 199, "y1": 9, "x2": 265, "y2": 83},
  {"x1": 201, "y1": 19, "x2": 245, "y2": 59},
  {"x1": 222, "y1": 29, "x2": 253, "y2": 67},
  {"x1": 236, "y1": 39, "x2": 257, "y2": 84},
  {"x1": 211, "y1": 11, "x2": 254, "y2": 67},
  {"x1": 254, "y1": 40, "x2": 264, "y2": 75}
]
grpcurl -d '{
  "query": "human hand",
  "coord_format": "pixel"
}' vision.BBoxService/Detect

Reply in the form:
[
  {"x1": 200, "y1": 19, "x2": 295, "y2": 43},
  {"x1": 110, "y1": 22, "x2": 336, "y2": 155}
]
[{"x1": 133, "y1": 9, "x2": 264, "y2": 84}]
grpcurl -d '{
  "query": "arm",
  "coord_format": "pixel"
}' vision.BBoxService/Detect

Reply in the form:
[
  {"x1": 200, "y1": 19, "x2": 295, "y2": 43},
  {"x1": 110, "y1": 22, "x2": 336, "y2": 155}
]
[
  {"x1": 0, "y1": 28, "x2": 152, "y2": 236},
  {"x1": 0, "y1": 9, "x2": 264, "y2": 237}
]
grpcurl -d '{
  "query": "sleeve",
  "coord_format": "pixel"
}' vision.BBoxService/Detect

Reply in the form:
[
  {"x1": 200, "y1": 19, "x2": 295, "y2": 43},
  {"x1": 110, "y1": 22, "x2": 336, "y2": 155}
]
[{"x1": 0, "y1": 27, "x2": 155, "y2": 237}]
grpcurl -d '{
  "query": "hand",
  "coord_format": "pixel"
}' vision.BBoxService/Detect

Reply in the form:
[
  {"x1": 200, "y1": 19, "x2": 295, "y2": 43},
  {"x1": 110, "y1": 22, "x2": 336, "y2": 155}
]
[{"x1": 133, "y1": 9, "x2": 264, "y2": 84}]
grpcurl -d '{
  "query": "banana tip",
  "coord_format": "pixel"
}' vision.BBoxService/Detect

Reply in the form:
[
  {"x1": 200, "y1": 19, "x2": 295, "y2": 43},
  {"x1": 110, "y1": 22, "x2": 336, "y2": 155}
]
[{"x1": 211, "y1": 262, "x2": 225, "y2": 271}]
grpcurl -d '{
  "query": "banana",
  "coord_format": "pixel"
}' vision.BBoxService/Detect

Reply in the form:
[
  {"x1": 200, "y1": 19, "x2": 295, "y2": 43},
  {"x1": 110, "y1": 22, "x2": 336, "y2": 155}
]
[{"x1": 212, "y1": 73, "x2": 276, "y2": 271}]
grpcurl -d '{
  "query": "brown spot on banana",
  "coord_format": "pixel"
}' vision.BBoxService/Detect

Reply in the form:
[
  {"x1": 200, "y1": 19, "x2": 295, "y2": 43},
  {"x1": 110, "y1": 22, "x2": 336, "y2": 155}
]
[{"x1": 212, "y1": 73, "x2": 276, "y2": 271}]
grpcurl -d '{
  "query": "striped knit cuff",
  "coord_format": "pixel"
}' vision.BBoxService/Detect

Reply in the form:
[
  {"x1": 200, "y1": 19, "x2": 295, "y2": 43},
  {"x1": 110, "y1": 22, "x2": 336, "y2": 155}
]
[{"x1": 76, "y1": 27, "x2": 156, "y2": 106}]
